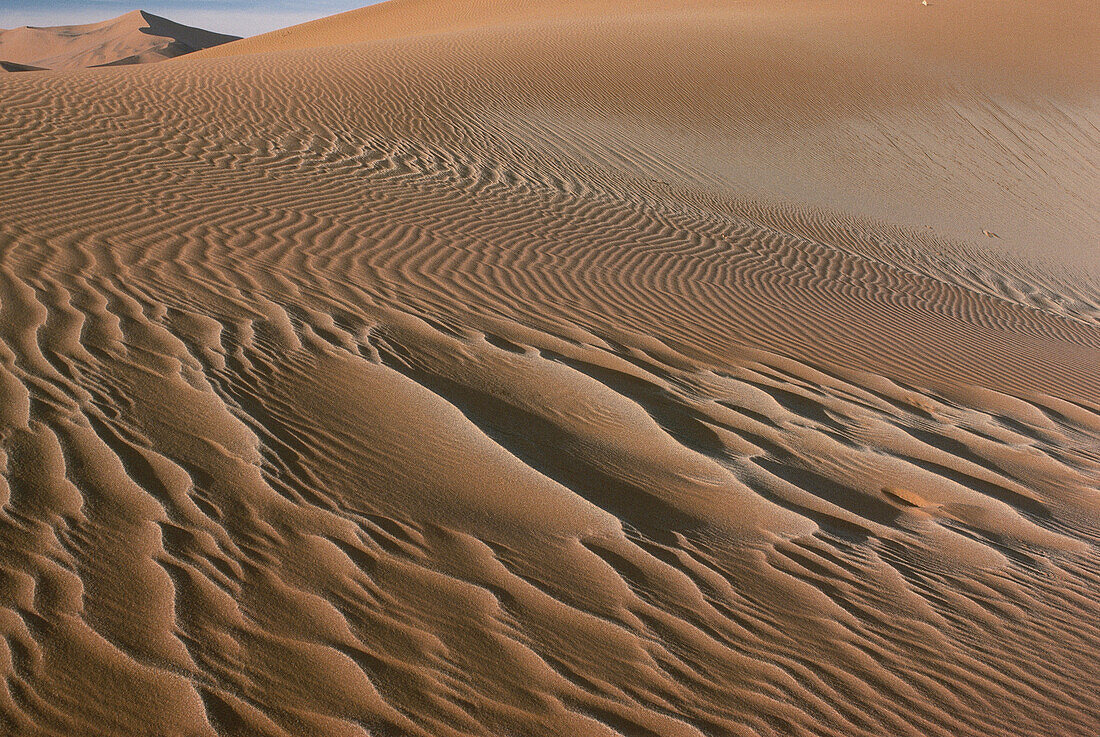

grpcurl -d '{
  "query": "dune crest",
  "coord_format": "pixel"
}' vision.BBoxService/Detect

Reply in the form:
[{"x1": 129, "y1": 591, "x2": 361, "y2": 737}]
[
  {"x1": 0, "y1": 10, "x2": 239, "y2": 71},
  {"x1": 0, "y1": 0, "x2": 1098, "y2": 735}
]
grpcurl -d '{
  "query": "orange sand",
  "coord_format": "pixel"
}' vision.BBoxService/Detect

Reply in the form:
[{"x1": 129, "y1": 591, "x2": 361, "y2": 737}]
[{"x1": 0, "y1": 2, "x2": 1097, "y2": 735}]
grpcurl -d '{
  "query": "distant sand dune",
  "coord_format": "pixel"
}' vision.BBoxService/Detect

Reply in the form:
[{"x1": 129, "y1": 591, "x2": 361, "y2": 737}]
[
  {"x1": 0, "y1": 0, "x2": 1098, "y2": 735},
  {"x1": 0, "y1": 10, "x2": 238, "y2": 71},
  {"x1": 0, "y1": 60, "x2": 45, "y2": 72}
]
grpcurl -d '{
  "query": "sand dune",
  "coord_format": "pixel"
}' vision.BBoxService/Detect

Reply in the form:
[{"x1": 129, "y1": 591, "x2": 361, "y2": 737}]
[
  {"x1": 0, "y1": 60, "x2": 45, "y2": 73},
  {"x1": 0, "y1": 0, "x2": 1098, "y2": 735},
  {"x1": 0, "y1": 10, "x2": 238, "y2": 71}
]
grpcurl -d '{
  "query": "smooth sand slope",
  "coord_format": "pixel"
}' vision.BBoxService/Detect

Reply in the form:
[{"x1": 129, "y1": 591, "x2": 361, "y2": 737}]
[
  {"x1": 0, "y1": 10, "x2": 239, "y2": 71},
  {"x1": 0, "y1": 1, "x2": 1099, "y2": 735}
]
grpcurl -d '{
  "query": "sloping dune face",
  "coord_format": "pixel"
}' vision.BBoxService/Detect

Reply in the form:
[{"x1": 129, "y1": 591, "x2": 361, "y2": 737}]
[
  {"x1": 1, "y1": 1, "x2": 1099, "y2": 735},
  {"x1": 0, "y1": 10, "x2": 239, "y2": 71}
]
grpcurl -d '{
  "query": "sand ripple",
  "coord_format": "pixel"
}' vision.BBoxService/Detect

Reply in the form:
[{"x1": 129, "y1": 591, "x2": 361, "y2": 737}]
[{"x1": 0, "y1": 1, "x2": 1098, "y2": 735}]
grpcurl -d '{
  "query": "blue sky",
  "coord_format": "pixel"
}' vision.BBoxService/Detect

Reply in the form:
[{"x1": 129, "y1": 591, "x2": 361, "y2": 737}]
[{"x1": 0, "y1": 1, "x2": 383, "y2": 37}]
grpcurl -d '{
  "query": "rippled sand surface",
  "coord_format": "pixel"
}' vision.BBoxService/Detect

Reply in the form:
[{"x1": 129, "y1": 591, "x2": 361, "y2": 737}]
[{"x1": 0, "y1": 1, "x2": 1098, "y2": 735}]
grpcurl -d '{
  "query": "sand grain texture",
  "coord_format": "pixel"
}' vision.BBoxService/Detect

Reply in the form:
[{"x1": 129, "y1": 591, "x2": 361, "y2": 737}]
[{"x1": 0, "y1": 0, "x2": 1099, "y2": 735}]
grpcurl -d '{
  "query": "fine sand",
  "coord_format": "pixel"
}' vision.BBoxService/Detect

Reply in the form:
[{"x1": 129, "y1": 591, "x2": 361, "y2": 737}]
[
  {"x1": 0, "y1": 1, "x2": 1098, "y2": 735},
  {"x1": 0, "y1": 10, "x2": 238, "y2": 71}
]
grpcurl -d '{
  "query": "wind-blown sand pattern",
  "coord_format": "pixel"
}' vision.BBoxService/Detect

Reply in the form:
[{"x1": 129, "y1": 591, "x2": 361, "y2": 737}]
[{"x1": 0, "y1": 1, "x2": 1098, "y2": 735}]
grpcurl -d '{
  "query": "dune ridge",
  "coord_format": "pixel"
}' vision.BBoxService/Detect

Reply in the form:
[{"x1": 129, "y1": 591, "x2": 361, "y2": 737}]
[
  {"x1": 0, "y1": 0, "x2": 1098, "y2": 735},
  {"x1": 0, "y1": 10, "x2": 239, "y2": 71}
]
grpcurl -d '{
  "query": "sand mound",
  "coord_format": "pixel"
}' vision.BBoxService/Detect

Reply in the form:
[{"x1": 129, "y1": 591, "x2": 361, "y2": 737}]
[
  {"x1": 0, "y1": 60, "x2": 44, "y2": 73},
  {"x1": 0, "y1": 10, "x2": 239, "y2": 71},
  {"x1": 0, "y1": 0, "x2": 1098, "y2": 735}
]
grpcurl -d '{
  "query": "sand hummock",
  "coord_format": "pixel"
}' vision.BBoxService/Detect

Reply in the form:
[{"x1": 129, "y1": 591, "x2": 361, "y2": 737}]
[{"x1": 0, "y1": 1, "x2": 1098, "y2": 735}]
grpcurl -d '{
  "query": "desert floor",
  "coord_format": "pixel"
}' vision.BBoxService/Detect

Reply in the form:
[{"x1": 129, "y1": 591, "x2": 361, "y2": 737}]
[{"x1": 0, "y1": 1, "x2": 1098, "y2": 735}]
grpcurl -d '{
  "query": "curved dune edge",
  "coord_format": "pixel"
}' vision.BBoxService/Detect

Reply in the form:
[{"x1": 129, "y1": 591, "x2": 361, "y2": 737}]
[
  {"x1": 1, "y1": 0, "x2": 1099, "y2": 735},
  {"x1": 0, "y1": 10, "x2": 239, "y2": 71}
]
